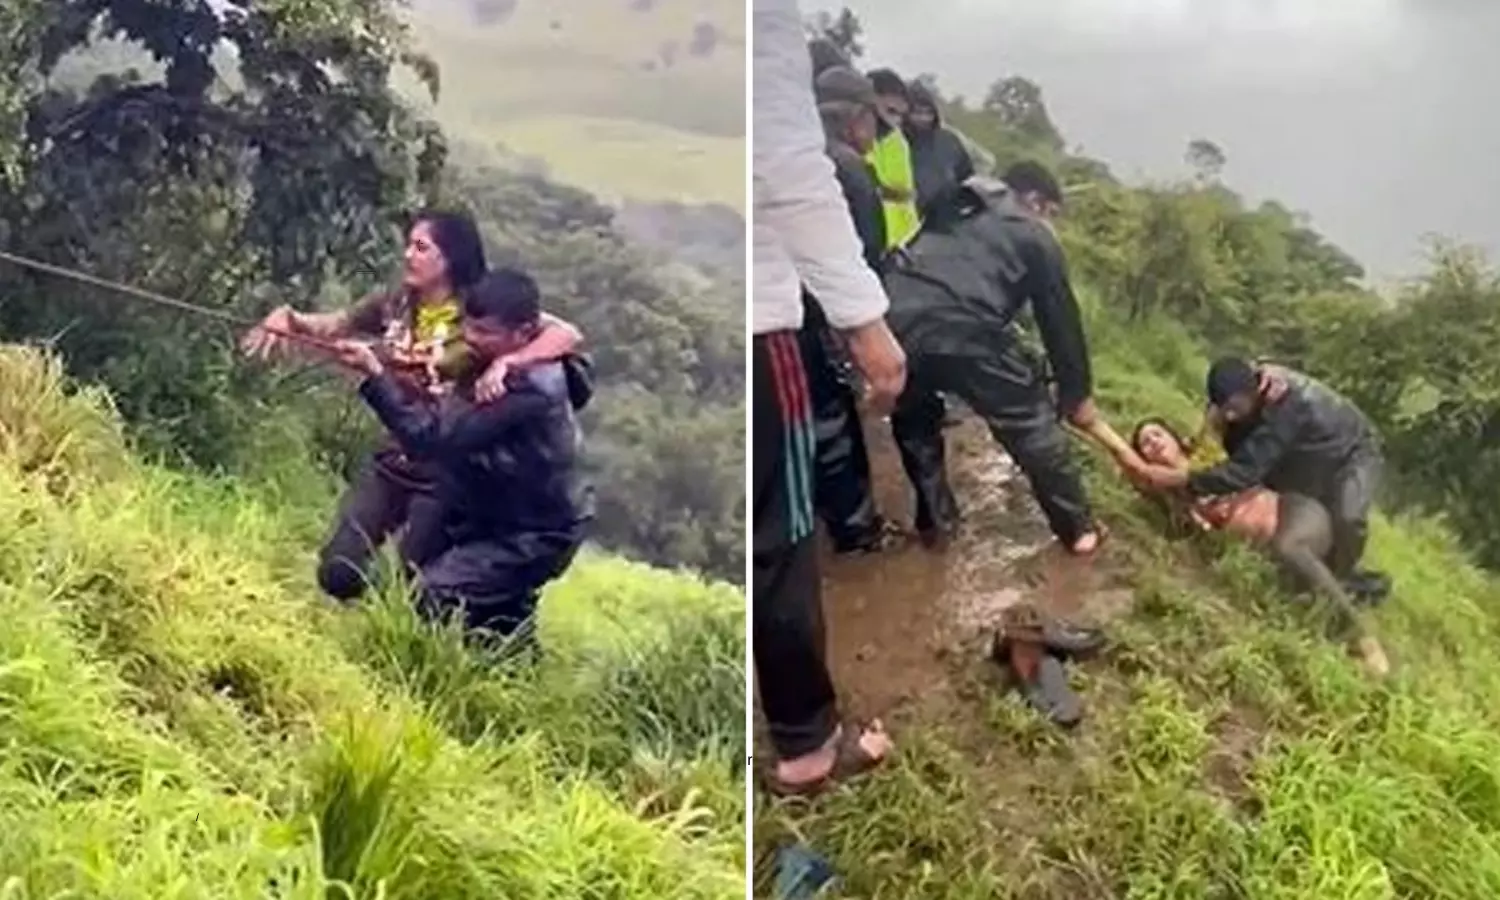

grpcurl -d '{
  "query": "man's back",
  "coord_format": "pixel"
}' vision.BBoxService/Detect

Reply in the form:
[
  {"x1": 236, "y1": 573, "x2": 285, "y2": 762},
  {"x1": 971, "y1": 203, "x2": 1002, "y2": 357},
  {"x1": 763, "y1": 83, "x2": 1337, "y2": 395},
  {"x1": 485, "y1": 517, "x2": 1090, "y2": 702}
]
[
  {"x1": 441, "y1": 362, "x2": 587, "y2": 534},
  {"x1": 882, "y1": 183, "x2": 1046, "y2": 355},
  {"x1": 1225, "y1": 369, "x2": 1377, "y2": 496}
]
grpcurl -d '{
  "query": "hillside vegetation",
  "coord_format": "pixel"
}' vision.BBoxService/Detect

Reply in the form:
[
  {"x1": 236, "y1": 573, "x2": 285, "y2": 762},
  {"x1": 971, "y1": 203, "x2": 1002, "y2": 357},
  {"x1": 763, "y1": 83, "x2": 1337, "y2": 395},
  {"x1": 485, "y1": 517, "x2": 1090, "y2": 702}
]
[
  {"x1": 2, "y1": 0, "x2": 744, "y2": 583},
  {"x1": 0, "y1": 344, "x2": 745, "y2": 897},
  {"x1": 0, "y1": 2, "x2": 746, "y2": 893},
  {"x1": 756, "y1": 14, "x2": 1500, "y2": 898}
]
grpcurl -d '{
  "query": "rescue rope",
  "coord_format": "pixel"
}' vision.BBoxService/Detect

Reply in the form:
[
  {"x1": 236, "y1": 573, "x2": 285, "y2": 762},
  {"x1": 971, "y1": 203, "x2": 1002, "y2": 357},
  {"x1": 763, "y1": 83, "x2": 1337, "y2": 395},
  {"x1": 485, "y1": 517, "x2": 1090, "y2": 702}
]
[{"x1": 0, "y1": 248, "x2": 349, "y2": 358}]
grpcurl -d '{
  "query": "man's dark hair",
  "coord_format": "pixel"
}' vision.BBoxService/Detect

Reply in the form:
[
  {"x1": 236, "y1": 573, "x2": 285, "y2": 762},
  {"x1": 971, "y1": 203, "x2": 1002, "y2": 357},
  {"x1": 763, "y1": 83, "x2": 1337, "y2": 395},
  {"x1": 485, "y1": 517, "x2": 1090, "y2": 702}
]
[
  {"x1": 866, "y1": 68, "x2": 908, "y2": 101},
  {"x1": 1206, "y1": 357, "x2": 1259, "y2": 406},
  {"x1": 464, "y1": 267, "x2": 541, "y2": 328},
  {"x1": 409, "y1": 209, "x2": 488, "y2": 290},
  {"x1": 1002, "y1": 161, "x2": 1063, "y2": 206}
]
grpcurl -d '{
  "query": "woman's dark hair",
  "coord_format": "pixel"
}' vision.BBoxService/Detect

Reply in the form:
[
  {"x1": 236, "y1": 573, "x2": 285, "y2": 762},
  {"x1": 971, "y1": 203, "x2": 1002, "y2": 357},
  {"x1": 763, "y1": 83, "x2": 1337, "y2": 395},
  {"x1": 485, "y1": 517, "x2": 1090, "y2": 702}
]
[
  {"x1": 463, "y1": 267, "x2": 541, "y2": 328},
  {"x1": 410, "y1": 209, "x2": 488, "y2": 290},
  {"x1": 1131, "y1": 417, "x2": 1194, "y2": 458}
]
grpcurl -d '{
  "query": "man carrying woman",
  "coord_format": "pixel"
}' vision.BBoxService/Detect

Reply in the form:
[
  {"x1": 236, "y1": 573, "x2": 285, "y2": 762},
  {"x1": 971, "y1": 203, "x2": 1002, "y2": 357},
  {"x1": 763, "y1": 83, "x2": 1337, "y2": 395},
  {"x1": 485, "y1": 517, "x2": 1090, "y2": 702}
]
[{"x1": 241, "y1": 210, "x2": 584, "y2": 606}]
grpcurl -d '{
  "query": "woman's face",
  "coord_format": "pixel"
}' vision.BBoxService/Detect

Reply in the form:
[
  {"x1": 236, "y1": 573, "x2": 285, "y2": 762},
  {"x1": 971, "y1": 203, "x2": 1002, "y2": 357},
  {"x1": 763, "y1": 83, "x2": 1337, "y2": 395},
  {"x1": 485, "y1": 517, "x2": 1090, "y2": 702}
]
[
  {"x1": 1136, "y1": 423, "x2": 1187, "y2": 468},
  {"x1": 906, "y1": 104, "x2": 936, "y2": 131},
  {"x1": 403, "y1": 220, "x2": 450, "y2": 293}
]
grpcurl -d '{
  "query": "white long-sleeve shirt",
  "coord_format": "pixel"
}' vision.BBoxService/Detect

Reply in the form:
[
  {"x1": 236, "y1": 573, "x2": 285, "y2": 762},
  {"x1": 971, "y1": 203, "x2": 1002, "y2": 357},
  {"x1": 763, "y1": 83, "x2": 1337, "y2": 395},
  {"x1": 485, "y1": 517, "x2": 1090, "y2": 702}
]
[{"x1": 751, "y1": 0, "x2": 890, "y2": 336}]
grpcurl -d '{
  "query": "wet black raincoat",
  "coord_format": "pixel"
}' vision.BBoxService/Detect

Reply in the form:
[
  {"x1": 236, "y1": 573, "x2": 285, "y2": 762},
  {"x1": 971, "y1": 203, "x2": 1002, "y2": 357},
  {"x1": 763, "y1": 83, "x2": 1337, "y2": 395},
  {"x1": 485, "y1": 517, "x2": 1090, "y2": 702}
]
[
  {"x1": 906, "y1": 84, "x2": 976, "y2": 223},
  {"x1": 357, "y1": 355, "x2": 594, "y2": 632},
  {"x1": 1192, "y1": 367, "x2": 1382, "y2": 577},
  {"x1": 882, "y1": 177, "x2": 1096, "y2": 545}
]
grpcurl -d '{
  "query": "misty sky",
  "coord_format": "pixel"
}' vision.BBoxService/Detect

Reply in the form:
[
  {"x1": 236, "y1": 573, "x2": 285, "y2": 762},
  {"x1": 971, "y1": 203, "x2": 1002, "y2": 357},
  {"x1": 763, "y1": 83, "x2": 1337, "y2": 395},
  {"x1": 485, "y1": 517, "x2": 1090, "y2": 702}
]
[{"x1": 808, "y1": 0, "x2": 1500, "y2": 282}]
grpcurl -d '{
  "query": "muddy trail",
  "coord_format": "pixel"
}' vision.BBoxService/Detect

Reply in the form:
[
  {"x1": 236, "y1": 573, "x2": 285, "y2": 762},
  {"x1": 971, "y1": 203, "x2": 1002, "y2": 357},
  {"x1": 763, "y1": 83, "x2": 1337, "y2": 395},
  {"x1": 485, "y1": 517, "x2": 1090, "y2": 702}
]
[{"x1": 819, "y1": 414, "x2": 1138, "y2": 724}]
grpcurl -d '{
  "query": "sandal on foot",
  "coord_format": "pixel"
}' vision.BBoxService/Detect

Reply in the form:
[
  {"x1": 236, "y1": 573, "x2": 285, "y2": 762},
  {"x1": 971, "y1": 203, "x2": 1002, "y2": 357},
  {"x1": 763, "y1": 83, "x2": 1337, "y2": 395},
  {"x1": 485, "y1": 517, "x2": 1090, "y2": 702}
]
[{"x1": 763, "y1": 722, "x2": 890, "y2": 798}]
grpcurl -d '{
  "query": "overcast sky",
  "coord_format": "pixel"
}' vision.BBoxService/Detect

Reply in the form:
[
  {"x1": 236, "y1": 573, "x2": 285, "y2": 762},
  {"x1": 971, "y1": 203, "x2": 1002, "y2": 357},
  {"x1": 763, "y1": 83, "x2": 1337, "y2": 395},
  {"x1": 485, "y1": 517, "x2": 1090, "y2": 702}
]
[{"x1": 807, "y1": 0, "x2": 1500, "y2": 282}]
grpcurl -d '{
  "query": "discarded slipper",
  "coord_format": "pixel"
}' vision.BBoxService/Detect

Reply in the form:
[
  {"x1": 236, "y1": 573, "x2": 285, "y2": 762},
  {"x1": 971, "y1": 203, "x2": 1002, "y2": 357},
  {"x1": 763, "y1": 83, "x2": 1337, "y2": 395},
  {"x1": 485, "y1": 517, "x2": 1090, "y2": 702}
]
[
  {"x1": 1023, "y1": 655, "x2": 1084, "y2": 728},
  {"x1": 992, "y1": 619, "x2": 1106, "y2": 666}
]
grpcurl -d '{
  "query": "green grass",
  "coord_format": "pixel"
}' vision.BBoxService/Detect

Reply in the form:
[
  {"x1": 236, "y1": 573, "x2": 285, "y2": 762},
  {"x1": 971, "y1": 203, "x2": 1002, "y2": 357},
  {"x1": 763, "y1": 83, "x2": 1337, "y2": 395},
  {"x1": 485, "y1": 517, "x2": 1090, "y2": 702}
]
[
  {"x1": 0, "y1": 344, "x2": 745, "y2": 898},
  {"x1": 754, "y1": 295, "x2": 1500, "y2": 898},
  {"x1": 403, "y1": 0, "x2": 745, "y2": 210}
]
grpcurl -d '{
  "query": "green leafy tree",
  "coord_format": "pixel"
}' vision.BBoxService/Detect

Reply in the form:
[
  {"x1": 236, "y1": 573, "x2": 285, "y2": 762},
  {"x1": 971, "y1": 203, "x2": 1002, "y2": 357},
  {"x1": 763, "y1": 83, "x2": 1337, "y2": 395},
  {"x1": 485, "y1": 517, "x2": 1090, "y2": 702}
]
[{"x1": 807, "y1": 7, "x2": 865, "y2": 60}]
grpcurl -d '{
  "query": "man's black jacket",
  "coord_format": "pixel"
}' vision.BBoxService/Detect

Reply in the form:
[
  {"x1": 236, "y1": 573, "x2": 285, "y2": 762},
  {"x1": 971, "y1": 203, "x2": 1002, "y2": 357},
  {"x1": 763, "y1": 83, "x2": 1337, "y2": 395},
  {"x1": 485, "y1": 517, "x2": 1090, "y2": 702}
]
[
  {"x1": 906, "y1": 85, "x2": 975, "y2": 221},
  {"x1": 359, "y1": 356, "x2": 593, "y2": 537},
  {"x1": 882, "y1": 178, "x2": 1093, "y2": 416},
  {"x1": 804, "y1": 137, "x2": 887, "y2": 333},
  {"x1": 1189, "y1": 369, "x2": 1379, "y2": 499}
]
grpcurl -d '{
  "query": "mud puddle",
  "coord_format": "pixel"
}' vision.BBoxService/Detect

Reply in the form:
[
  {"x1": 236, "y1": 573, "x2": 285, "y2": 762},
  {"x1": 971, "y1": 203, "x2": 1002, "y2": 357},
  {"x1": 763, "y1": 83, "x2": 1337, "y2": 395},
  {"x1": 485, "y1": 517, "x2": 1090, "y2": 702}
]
[{"x1": 822, "y1": 416, "x2": 1135, "y2": 720}]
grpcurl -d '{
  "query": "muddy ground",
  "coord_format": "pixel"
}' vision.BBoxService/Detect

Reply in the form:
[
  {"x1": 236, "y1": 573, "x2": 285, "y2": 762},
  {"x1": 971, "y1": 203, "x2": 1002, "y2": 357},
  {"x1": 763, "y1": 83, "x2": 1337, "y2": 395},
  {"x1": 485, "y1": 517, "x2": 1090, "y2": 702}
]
[{"x1": 816, "y1": 415, "x2": 1138, "y2": 723}]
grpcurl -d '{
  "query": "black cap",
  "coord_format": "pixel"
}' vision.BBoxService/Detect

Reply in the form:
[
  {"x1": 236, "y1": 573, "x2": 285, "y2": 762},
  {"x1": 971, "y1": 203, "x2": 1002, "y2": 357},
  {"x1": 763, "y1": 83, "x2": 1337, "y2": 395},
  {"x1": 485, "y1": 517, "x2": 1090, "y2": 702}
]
[
  {"x1": 814, "y1": 66, "x2": 877, "y2": 109},
  {"x1": 1206, "y1": 357, "x2": 1257, "y2": 406}
]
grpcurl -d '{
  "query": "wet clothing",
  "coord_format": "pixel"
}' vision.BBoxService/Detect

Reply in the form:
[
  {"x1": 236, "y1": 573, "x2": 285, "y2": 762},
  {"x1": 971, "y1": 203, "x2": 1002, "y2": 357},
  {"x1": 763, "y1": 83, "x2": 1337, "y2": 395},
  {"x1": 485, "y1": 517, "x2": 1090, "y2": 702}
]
[
  {"x1": 905, "y1": 87, "x2": 975, "y2": 224},
  {"x1": 353, "y1": 358, "x2": 592, "y2": 633},
  {"x1": 753, "y1": 331, "x2": 837, "y2": 758},
  {"x1": 1190, "y1": 369, "x2": 1382, "y2": 578},
  {"x1": 882, "y1": 178, "x2": 1096, "y2": 543},
  {"x1": 1270, "y1": 492, "x2": 1366, "y2": 642},
  {"x1": 827, "y1": 141, "x2": 887, "y2": 270},
  {"x1": 794, "y1": 137, "x2": 886, "y2": 549},
  {"x1": 754, "y1": 4, "x2": 880, "y2": 761},
  {"x1": 316, "y1": 287, "x2": 465, "y2": 598},
  {"x1": 753, "y1": 3, "x2": 889, "y2": 336},
  {"x1": 316, "y1": 463, "x2": 450, "y2": 601},
  {"x1": 866, "y1": 123, "x2": 921, "y2": 250},
  {"x1": 346, "y1": 288, "x2": 474, "y2": 386}
]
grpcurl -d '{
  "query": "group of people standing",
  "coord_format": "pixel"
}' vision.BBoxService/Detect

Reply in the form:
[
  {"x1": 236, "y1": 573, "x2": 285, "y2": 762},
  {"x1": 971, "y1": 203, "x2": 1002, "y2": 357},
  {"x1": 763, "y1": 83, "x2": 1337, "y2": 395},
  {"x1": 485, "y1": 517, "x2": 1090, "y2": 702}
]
[
  {"x1": 241, "y1": 211, "x2": 595, "y2": 648},
  {"x1": 753, "y1": 0, "x2": 1393, "y2": 797}
]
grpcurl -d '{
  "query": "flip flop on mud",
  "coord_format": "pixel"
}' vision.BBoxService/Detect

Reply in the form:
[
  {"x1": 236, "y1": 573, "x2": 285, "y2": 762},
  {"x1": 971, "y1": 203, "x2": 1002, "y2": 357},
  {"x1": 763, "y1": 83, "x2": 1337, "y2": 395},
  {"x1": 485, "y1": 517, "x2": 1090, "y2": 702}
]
[
  {"x1": 992, "y1": 618, "x2": 1106, "y2": 666},
  {"x1": 1024, "y1": 655, "x2": 1084, "y2": 728},
  {"x1": 762, "y1": 721, "x2": 891, "y2": 799}
]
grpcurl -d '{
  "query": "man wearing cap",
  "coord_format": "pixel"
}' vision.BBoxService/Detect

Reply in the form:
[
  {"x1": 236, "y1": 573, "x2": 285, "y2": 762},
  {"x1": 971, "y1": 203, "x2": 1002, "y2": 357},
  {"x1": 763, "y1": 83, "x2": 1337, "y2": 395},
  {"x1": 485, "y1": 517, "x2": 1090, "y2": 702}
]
[
  {"x1": 1129, "y1": 357, "x2": 1388, "y2": 595},
  {"x1": 780, "y1": 63, "x2": 899, "y2": 555},
  {"x1": 883, "y1": 160, "x2": 1107, "y2": 557}
]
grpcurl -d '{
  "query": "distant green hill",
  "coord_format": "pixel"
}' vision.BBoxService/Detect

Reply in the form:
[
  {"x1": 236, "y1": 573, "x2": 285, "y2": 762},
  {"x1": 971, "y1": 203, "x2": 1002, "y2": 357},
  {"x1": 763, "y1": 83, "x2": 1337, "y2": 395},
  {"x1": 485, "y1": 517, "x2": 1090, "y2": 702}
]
[{"x1": 402, "y1": 0, "x2": 744, "y2": 210}]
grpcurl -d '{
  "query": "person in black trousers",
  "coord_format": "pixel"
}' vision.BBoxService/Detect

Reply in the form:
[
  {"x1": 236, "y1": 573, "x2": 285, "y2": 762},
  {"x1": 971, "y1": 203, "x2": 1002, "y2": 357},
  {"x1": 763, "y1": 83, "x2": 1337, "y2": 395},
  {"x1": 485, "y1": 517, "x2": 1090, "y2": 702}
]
[{"x1": 753, "y1": 0, "x2": 905, "y2": 796}]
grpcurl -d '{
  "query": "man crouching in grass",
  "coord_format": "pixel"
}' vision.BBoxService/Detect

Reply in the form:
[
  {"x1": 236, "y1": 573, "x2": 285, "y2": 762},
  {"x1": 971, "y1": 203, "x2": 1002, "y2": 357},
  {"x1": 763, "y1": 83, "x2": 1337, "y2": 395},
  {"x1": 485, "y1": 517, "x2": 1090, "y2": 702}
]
[{"x1": 333, "y1": 268, "x2": 594, "y2": 649}]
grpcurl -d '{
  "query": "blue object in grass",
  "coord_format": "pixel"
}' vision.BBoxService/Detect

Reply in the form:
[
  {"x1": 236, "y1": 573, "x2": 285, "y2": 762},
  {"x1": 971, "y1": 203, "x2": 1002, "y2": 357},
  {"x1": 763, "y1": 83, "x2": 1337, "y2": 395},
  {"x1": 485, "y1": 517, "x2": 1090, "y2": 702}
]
[{"x1": 774, "y1": 843, "x2": 839, "y2": 898}]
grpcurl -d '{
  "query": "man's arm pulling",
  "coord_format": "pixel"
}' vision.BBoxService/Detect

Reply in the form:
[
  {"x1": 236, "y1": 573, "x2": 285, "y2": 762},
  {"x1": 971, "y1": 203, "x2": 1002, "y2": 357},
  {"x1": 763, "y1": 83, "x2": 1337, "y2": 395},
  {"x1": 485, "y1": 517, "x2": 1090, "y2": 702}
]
[{"x1": 1020, "y1": 223, "x2": 1094, "y2": 425}]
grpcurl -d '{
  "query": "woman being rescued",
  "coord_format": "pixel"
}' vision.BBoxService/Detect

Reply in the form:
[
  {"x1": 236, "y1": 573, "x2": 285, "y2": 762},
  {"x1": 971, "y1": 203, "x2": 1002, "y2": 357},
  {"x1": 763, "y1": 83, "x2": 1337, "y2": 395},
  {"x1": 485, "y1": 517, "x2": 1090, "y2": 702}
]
[
  {"x1": 1074, "y1": 416, "x2": 1389, "y2": 678},
  {"x1": 239, "y1": 210, "x2": 583, "y2": 601}
]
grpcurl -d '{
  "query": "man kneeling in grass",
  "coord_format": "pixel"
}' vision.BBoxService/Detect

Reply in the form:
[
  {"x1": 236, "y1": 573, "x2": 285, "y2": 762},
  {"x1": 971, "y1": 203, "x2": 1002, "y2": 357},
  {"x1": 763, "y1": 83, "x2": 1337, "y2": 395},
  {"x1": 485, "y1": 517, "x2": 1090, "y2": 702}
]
[
  {"x1": 333, "y1": 268, "x2": 594, "y2": 645},
  {"x1": 1105, "y1": 410, "x2": 1389, "y2": 677}
]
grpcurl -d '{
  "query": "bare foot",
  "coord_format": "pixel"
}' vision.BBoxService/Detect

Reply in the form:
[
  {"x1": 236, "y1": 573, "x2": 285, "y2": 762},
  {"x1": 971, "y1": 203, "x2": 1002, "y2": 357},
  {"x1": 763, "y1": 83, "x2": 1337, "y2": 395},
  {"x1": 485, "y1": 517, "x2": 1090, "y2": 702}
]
[
  {"x1": 773, "y1": 721, "x2": 894, "y2": 791},
  {"x1": 1069, "y1": 531, "x2": 1101, "y2": 556},
  {"x1": 1351, "y1": 636, "x2": 1390, "y2": 678}
]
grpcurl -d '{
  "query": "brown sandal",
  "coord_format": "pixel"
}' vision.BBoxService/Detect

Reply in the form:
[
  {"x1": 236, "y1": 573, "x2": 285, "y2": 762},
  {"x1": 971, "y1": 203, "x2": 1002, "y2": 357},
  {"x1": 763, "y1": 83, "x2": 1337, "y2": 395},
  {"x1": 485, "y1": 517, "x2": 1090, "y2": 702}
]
[{"x1": 762, "y1": 721, "x2": 890, "y2": 798}]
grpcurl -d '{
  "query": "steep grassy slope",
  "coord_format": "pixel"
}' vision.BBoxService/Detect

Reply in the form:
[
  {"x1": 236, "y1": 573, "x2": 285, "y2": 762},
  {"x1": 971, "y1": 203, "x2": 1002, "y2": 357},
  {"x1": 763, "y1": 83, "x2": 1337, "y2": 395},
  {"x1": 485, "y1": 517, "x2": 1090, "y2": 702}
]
[
  {"x1": 753, "y1": 290, "x2": 1500, "y2": 898},
  {"x1": 403, "y1": 0, "x2": 745, "y2": 209},
  {"x1": 0, "y1": 345, "x2": 745, "y2": 898}
]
